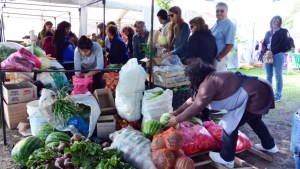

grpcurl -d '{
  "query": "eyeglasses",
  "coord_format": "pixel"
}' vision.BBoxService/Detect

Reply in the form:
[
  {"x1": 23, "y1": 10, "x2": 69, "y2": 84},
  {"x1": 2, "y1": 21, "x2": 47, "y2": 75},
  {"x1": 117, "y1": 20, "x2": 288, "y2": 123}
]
[
  {"x1": 216, "y1": 9, "x2": 225, "y2": 13},
  {"x1": 168, "y1": 14, "x2": 174, "y2": 18}
]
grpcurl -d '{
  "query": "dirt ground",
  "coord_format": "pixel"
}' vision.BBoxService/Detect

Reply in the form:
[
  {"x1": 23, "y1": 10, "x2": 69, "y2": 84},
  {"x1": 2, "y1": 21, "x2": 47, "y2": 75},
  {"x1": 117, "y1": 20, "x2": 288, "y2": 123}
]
[{"x1": 0, "y1": 104, "x2": 297, "y2": 169}]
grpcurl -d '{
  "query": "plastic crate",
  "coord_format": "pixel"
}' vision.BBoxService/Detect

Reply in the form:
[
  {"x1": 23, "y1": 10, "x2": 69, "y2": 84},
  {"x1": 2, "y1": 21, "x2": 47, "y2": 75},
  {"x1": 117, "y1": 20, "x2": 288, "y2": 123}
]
[
  {"x1": 292, "y1": 53, "x2": 300, "y2": 68},
  {"x1": 172, "y1": 87, "x2": 192, "y2": 110}
]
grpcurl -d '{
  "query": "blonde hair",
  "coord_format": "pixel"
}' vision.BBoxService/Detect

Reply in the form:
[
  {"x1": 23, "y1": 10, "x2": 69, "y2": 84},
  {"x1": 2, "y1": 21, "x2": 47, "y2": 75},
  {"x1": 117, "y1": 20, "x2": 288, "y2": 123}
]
[{"x1": 189, "y1": 17, "x2": 210, "y2": 33}]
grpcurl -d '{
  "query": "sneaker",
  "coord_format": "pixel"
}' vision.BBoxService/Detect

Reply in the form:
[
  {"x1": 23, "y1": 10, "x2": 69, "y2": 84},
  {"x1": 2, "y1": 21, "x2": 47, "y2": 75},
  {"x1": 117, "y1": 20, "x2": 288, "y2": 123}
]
[
  {"x1": 254, "y1": 144, "x2": 279, "y2": 153},
  {"x1": 275, "y1": 98, "x2": 281, "y2": 102},
  {"x1": 209, "y1": 152, "x2": 234, "y2": 168}
]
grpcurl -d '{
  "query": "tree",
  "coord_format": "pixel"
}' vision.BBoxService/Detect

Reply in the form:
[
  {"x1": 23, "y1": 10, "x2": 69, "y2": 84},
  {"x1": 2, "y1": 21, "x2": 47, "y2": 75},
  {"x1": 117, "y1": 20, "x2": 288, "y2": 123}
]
[
  {"x1": 282, "y1": 1, "x2": 300, "y2": 30},
  {"x1": 155, "y1": 0, "x2": 173, "y2": 10}
]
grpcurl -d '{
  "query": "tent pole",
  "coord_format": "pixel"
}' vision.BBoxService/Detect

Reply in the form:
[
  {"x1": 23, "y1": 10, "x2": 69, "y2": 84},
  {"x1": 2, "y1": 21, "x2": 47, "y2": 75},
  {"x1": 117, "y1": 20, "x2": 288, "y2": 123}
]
[
  {"x1": 149, "y1": 0, "x2": 154, "y2": 88},
  {"x1": 103, "y1": 0, "x2": 106, "y2": 37}
]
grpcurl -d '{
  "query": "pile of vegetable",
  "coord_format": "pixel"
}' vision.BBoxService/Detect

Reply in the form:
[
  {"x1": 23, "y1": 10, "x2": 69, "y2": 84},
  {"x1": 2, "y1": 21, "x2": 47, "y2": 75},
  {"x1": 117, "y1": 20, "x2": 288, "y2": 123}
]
[
  {"x1": 12, "y1": 131, "x2": 133, "y2": 169},
  {"x1": 0, "y1": 46, "x2": 17, "y2": 61},
  {"x1": 103, "y1": 72, "x2": 119, "y2": 97}
]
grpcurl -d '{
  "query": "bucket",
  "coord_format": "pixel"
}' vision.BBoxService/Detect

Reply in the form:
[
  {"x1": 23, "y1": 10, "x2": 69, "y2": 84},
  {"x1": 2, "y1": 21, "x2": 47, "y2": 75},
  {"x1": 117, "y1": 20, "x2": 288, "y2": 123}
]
[{"x1": 27, "y1": 100, "x2": 48, "y2": 136}]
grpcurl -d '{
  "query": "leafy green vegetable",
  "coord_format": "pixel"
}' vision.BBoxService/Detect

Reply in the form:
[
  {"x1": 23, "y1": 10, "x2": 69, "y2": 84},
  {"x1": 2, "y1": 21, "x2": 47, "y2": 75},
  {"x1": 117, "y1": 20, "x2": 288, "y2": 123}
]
[
  {"x1": 0, "y1": 46, "x2": 17, "y2": 61},
  {"x1": 96, "y1": 149, "x2": 134, "y2": 169},
  {"x1": 26, "y1": 148, "x2": 59, "y2": 169},
  {"x1": 64, "y1": 141, "x2": 102, "y2": 169},
  {"x1": 150, "y1": 90, "x2": 164, "y2": 99}
]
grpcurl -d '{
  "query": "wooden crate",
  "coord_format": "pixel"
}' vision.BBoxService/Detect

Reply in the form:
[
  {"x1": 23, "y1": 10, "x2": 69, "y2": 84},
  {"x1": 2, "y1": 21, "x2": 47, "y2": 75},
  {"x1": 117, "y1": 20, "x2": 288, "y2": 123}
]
[
  {"x1": 191, "y1": 148, "x2": 273, "y2": 169},
  {"x1": 3, "y1": 101, "x2": 29, "y2": 129},
  {"x1": 153, "y1": 71, "x2": 190, "y2": 88}
]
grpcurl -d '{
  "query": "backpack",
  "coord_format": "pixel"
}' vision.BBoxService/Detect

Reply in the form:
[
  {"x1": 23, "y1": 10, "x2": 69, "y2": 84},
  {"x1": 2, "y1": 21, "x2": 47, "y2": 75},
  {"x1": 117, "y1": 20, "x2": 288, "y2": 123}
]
[{"x1": 285, "y1": 31, "x2": 295, "y2": 52}]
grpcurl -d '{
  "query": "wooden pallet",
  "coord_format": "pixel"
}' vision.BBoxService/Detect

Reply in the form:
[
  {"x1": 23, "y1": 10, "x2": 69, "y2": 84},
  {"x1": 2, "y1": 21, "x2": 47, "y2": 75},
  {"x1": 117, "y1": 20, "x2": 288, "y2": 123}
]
[{"x1": 190, "y1": 148, "x2": 272, "y2": 169}]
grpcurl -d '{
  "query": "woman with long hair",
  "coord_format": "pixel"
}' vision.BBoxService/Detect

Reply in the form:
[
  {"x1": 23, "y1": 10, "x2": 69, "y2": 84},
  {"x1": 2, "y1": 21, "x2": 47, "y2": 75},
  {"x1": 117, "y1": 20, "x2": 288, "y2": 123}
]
[
  {"x1": 165, "y1": 6, "x2": 190, "y2": 60},
  {"x1": 186, "y1": 16, "x2": 217, "y2": 65},
  {"x1": 36, "y1": 21, "x2": 54, "y2": 47},
  {"x1": 53, "y1": 21, "x2": 78, "y2": 63},
  {"x1": 166, "y1": 58, "x2": 278, "y2": 168},
  {"x1": 122, "y1": 26, "x2": 135, "y2": 58},
  {"x1": 261, "y1": 15, "x2": 290, "y2": 102}
]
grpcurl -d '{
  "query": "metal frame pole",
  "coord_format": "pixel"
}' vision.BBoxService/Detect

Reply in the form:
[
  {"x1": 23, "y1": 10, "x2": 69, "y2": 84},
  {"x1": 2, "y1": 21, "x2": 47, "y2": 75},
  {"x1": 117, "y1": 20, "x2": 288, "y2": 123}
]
[{"x1": 148, "y1": 0, "x2": 155, "y2": 88}]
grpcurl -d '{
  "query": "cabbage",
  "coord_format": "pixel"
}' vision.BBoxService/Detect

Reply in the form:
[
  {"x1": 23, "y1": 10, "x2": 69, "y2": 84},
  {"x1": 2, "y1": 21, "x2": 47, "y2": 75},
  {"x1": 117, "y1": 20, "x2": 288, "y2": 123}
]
[
  {"x1": 26, "y1": 46, "x2": 46, "y2": 57},
  {"x1": 39, "y1": 57, "x2": 51, "y2": 69},
  {"x1": 160, "y1": 112, "x2": 171, "y2": 125},
  {"x1": 157, "y1": 36, "x2": 168, "y2": 46}
]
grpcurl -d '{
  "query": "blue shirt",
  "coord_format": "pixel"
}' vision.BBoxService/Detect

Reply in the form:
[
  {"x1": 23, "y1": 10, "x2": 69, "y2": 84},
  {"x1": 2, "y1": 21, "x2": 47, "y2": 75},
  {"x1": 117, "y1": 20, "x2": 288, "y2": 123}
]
[
  {"x1": 211, "y1": 18, "x2": 236, "y2": 55},
  {"x1": 170, "y1": 22, "x2": 190, "y2": 60}
]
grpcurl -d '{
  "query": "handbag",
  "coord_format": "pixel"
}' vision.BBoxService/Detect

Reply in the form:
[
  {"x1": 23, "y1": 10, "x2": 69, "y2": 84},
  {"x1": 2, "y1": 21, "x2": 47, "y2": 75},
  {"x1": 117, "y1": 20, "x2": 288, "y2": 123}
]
[{"x1": 264, "y1": 50, "x2": 273, "y2": 64}]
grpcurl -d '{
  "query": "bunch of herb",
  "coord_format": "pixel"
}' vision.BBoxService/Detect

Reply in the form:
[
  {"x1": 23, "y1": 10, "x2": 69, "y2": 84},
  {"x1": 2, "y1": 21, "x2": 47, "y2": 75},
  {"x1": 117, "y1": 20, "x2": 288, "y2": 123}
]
[
  {"x1": 26, "y1": 148, "x2": 60, "y2": 169},
  {"x1": 96, "y1": 149, "x2": 134, "y2": 169},
  {"x1": 0, "y1": 46, "x2": 17, "y2": 61}
]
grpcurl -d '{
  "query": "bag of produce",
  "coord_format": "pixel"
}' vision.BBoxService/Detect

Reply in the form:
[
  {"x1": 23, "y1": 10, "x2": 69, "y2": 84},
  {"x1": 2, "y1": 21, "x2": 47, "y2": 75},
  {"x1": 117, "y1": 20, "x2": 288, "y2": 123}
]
[
  {"x1": 115, "y1": 58, "x2": 146, "y2": 122},
  {"x1": 177, "y1": 122, "x2": 218, "y2": 155},
  {"x1": 203, "y1": 120, "x2": 252, "y2": 152},
  {"x1": 142, "y1": 87, "x2": 173, "y2": 126},
  {"x1": 1, "y1": 48, "x2": 41, "y2": 71},
  {"x1": 109, "y1": 127, "x2": 156, "y2": 169},
  {"x1": 26, "y1": 45, "x2": 46, "y2": 57},
  {"x1": 39, "y1": 89, "x2": 100, "y2": 138},
  {"x1": 72, "y1": 75, "x2": 93, "y2": 95},
  {"x1": 152, "y1": 148, "x2": 176, "y2": 169},
  {"x1": 103, "y1": 72, "x2": 119, "y2": 97}
]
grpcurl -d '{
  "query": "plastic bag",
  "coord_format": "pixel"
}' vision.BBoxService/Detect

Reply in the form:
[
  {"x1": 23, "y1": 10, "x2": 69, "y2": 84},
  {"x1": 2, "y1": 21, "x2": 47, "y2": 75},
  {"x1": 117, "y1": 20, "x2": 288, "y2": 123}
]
[
  {"x1": 37, "y1": 72, "x2": 70, "y2": 91},
  {"x1": 142, "y1": 87, "x2": 173, "y2": 126},
  {"x1": 177, "y1": 122, "x2": 217, "y2": 155},
  {"x1": 115, "y1": 58, "x2": 146, "y2": 122},
  {"x1": 109, "y1": 127, "x2": 156, "y2": 169},
  {"x1": 203, "y1": 120, "x2": 252, "y2": 153},
  {"x1": 1, "y1": 48, "x2": 42, "y2": 71},
  {"x1": 72, "y1": 75, "x2": 93, "y2": 95},
  {"x1": 66, "y1": 116, "x2": 89, "y2": 137},
  {"x1": 160, "y1": 55, "x2": 183, "y2": 66},
  {"x1": 39, "y1": 89, "x2": 100, "y2": 138}
]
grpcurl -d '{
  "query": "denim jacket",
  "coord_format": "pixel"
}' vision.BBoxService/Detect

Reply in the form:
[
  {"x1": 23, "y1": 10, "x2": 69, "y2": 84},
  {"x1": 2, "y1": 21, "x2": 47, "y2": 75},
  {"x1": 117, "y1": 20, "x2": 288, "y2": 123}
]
[
  {"x1": 170, "y1": 22, "x2": 190, "y2": 60},
  {"x1": 291, "y1": 110, "x2": 300, "y2": 155}
]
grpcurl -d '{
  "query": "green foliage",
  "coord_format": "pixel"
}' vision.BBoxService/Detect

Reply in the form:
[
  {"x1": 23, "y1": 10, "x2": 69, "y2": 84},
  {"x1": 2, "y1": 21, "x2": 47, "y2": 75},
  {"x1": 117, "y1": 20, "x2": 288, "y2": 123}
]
[
  {"x1": 142, "y1": 43, "x2": 156, "y2": 59},
  {"x1": 26, "y1": 148, "x2": 59, "y2": 169},
  {"x1": 156, "y1": 0, "x2": 173, "y2": 10},
  {"x1": 282, "y1": 1, "x2": 300, "y2": 30},
  {"x1": 0, "y1": 46, "x2": 17, "y2": 61}
]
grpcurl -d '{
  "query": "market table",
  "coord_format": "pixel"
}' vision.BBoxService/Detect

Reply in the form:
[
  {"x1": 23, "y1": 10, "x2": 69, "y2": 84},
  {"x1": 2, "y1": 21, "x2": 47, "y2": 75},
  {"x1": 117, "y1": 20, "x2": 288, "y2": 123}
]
[{"x1": 0, "y1": 66, "x2": 121, "y2": 145}]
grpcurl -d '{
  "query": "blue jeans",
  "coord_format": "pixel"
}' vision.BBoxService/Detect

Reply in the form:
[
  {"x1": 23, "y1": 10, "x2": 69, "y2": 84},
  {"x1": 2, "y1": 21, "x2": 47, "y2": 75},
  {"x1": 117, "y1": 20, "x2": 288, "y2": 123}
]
[
  {"x1": 291, "y1": 111, "x2": 300, "y2": 169},
  {"x1": 265, "y1": 53, "x2": 284, "y2": 100}
]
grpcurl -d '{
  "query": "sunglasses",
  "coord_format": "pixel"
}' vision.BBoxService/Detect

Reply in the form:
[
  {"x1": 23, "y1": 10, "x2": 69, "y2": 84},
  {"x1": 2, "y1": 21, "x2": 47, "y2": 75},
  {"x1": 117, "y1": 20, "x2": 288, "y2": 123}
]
[
  {"x1": 168, "y1": 14, "x2": 175, "y2": 18},
  {"x1": 216, "y1": 9, "x2": 225, "y2": 13}
]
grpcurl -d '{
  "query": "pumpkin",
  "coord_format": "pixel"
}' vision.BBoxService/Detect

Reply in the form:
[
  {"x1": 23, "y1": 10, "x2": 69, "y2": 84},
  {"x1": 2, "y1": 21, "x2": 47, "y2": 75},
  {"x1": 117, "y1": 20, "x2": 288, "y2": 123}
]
[
  {"x1": 151, "y1": 135, "x2": 166, "y2": 152},
  {"x1": 152, "y1": 149, "x2": 176, "y2": 169},
  {"x1": 165, "y1": 129, "x2": 184, "y2": 150},
  {"x1": 175, "y1": 156, "x2": 195, "y2": 169}
]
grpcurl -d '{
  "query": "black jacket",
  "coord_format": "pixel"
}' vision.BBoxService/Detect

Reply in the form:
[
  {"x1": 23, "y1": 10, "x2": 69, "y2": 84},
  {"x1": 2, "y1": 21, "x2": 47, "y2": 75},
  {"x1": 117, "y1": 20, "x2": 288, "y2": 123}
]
[
  {"x1": 262, "y1": 28, "x2": 289, "y2": 55},
  {"x1": 185, "y1": 31, "x2": 217, "y2": 65},
  {"x1": 108, "y1": 36, "x2": 129, "y2": 64}
]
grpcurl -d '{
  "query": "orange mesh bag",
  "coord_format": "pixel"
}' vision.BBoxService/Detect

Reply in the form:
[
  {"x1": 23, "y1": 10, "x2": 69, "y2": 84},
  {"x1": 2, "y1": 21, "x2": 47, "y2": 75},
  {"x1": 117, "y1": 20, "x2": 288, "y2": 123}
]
[
  {"x1": 175, "y1": 156, "x2": 195, "y2": 169},
  {"x1": 151, "y1": 134, "x2": 166, "y2": 152},
  {"x1": 152, "y1": 148, "x2": 176, "y2": 169},
  {"x1": 164, "y1": 128, "x2": 184, "y2": 150},
  {"x1": 172, "y1": 149, "x2": 185, "y2": 159}
]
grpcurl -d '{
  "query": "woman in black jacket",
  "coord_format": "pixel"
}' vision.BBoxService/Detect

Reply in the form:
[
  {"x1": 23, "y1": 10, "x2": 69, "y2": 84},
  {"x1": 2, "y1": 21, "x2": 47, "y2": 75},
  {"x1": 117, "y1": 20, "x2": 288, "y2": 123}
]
[
  {"x1": 261, "y1": 15, "x2": 289, "y2": 102},
  {"x1": 106, "y1": 25, "x2": 129, "y2": 64},
  {"x1": 185, "y1": 16, "x2": 217, "y2": 65}
]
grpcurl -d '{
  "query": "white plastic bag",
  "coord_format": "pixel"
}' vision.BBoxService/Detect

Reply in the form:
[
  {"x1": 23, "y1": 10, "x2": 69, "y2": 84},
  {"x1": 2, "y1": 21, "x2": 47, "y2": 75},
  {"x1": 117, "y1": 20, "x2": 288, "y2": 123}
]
[
  {"x1": 115, "y1": 58, "x2": 146, "y2": 122},
  {"x1": 142, "y1": 87, "x2": 173, "y2": 126},
  {"x1": 109, "y1": 127, "x2": 156, "y2": 169},
  {"x1": 38, "y1": 89, "x2": 100, "y2": 138}
]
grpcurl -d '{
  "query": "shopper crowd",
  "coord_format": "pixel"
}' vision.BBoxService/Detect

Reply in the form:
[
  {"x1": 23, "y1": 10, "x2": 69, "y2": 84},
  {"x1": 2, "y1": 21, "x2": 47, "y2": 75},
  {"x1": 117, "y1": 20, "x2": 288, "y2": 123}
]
[{"x1": 32, "y1": 1, "x2": 299, "y2": 168}]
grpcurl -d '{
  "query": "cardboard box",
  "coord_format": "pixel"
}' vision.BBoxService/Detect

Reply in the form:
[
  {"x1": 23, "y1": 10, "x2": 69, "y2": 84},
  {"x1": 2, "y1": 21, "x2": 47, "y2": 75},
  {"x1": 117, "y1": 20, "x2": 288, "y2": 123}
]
[
  {"x1": 3, "y1": 81, "x2": 37, "y2": 104},
  {"x1": 140, "y1": 57, "x2": 164, "y2": 67},
  {"x1": 96, "y1": 115, "x2": 116, "y2": 138},
  {"x1": 3, "y1": 101, "x2": 29, "y2": 129},
  {"x1": 93, "y1": 88, "x2": 117, "y2": 115}
]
